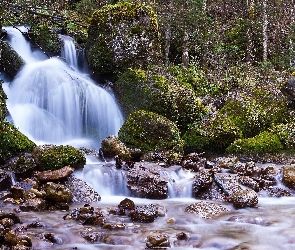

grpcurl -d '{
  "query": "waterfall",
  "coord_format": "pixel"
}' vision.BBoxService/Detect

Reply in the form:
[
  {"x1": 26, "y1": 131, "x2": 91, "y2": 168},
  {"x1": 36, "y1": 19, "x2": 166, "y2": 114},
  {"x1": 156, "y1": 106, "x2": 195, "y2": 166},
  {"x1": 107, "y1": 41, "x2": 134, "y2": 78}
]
[
  {"x1": 3, "y1": 27, "x2": 124, "y2": 149},
  {"x1": 60, "y1": 34, "x2": 78, "y2": 71}
]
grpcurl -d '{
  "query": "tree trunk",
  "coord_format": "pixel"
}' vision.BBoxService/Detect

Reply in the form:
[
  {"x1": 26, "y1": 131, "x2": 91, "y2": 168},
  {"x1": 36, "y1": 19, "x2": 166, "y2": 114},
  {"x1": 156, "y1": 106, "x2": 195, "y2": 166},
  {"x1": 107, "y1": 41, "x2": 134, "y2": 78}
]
[
  {"x1": 246, "y1": 0, "x2": 254, "y2": 63},
  {"x1": 262, "y1": 0, "x2": 268, "y2": 62},
  {"x1": 164, "y1": 0, "x2": 173, "y2": 66}
]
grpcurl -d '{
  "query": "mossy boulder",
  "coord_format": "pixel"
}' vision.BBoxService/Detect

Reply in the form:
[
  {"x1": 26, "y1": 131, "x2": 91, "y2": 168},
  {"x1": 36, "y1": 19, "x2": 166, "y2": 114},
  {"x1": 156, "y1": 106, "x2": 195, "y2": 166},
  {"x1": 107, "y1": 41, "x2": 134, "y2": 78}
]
[
  {"x1": 118, "y1": 110, "x2": 183, "y2": 163},
  {"x1": 0, "y1": 42, "x2": 25, "y2": 77},
  {"x1": 270, "y1": 122, "x2": 295, "y2": 150},
  {"x1": 0, "y1": 81, "x2": 8, "y2": 120},
  {"x1": 0, "y1": 121, "x2": 36, "y2": 163},
  {"x1": 183, "y1": 114, "x2": 242, "y2": 153},
  {"x1": 29, "y1": 25, "x2": 61, "y2": 57},
  {"x1": 220, "y1": 90, "x2": 289, "y2": 138},
  {"x1": 86, "y1": 1, "x2": 160, "y2": 76},
  {"x1": 32, "y1": 145, "x2": 86, "y2": 171},
  {"x1": 226, "y1": 131, "x2": 284, "y2": 156},
  {"x1": 114, "y1": 68, "x2": 207, "y2": 132}
]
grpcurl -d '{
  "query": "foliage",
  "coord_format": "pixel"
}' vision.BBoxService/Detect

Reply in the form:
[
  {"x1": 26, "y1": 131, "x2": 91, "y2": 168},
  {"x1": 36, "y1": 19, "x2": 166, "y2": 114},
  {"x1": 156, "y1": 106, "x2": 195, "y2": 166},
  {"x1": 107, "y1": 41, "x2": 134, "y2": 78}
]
[
  {"x1": 118, "y1": 110, "x2": 183, "y2": 155},
  {"x1": 29, "y1": 24, "x2": 61, "y2": 56},
  {"x1": 183, "y1": 114, "x2": 242, "y2": 153},
  {"x1": 0, "y1": 121, "x2": 36, "y2": 163},
  {"x1": 270, "y1": 122, "x2": 295, "y2": 149},
  {"x1": 114, "y1": 67, "x2": 207, "y2": 133},
  {"x1": 226, "y1": 131, "x2": 284, "y2": 156},
  {"x1": 32, "y1": 144, "x2": 86, "y2": 171}
]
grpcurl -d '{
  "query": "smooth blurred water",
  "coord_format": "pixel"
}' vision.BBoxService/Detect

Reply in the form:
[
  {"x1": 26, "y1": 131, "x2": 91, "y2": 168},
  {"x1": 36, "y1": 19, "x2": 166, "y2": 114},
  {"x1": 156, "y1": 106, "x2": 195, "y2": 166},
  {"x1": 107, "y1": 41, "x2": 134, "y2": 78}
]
[{"x1": 3, "y1": 27, "x2": 123, "y2": 149}]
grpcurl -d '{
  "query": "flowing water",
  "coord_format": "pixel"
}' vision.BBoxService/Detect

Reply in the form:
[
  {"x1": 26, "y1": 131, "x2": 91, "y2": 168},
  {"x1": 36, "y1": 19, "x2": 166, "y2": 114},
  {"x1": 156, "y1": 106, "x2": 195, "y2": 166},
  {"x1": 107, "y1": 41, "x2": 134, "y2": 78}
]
[{"x1": 2, "y1": 27, "x2": 295, "y2": 249}]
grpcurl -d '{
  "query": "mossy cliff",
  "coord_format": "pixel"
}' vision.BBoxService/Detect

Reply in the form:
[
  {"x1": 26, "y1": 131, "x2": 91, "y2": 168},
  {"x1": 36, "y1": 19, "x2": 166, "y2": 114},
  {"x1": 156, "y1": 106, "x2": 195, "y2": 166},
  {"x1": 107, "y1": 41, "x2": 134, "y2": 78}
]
[
  {"x1": 86, "y1": 1, "x2": 161, "y2": 77},
  {"x1": 0, "y1": 80, "x2": 7, "y2": 121}
]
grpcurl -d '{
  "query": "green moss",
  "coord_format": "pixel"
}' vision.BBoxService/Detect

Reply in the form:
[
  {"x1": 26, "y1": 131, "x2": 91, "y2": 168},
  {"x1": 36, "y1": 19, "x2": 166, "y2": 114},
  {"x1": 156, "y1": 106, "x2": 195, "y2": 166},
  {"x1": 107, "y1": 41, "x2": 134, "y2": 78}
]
[
  {"x1": 118, "y1": 110, "x2": 183, "y2": 154},
  {"x1": 226, "y1": 131, "x2": 284, "y2": 155},
  {"x1": 114, "y1": 68, "x2": 207, "y2": 133},
  {"x1": 0, "y1": 121, "x2": 36, "y2": 162},
  {"x1": 86, "y1": 1, "x2": 160, "y2": 76},
  {"x1": 0, "y1": 42, "x2": 25, "y2": 77},
  {"x1": 32, "y1": 145, "x2": 86, "y2": 171},
  {"x1": 29, "y1": 24, "x2": 61, "y2": 55},
  {"x1": 183, "y1": 114, "x2": 242, "y2": 153},
  {"x1": 0, "y1": 80, "x2": 8, "y2": 121},
  {"x1": 270, "y1": 122, "x2": 295, "y2": 149}
]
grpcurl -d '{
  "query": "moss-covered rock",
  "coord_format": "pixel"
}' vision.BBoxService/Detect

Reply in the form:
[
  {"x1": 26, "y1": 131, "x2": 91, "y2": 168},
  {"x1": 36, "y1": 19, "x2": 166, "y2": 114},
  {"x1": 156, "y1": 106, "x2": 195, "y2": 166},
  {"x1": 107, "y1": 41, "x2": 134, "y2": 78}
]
[
  {"x1": 29, "y1": 24, "x2": 61, "y2": 57},
  {"x1": 114, "y1": 68, "x2": 207, "y2": 132},
  {"x1": 226, "y1": 131, "x2": 284, "y2": 156},
  {"x1": 220, "y1": 89, "x2": 290, "y2": 138},
  {"x1": 118, "y1": 110, "x2": 183, "y2": 163},
  {"x1": 0, "y1": 121, "x2": 36, "y2": 163},
  {"x1": 270, "y1": 122, "x2": 295, "y2": 150},
  {"x1": 86, "y1": 1, "x2": 160, "y2": 76},
  {"x1": 32, "y1": 144, "x2": 86, "y2": 171},
  {"x1": 0, "y1": 42, "x2": 25, "y2": 77},
  {"x1": 0, "y1": 80, "x2": 8, "y2": 121},
  {"x1": 183, "y1": 114, "x2": 242, "y2": 153}
]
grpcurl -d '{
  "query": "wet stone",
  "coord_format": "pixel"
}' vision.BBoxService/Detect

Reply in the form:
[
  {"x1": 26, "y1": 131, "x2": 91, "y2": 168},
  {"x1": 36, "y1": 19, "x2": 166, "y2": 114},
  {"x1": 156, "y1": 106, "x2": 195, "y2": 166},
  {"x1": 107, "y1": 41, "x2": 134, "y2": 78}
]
[
  {"x1": 129, "y1": 204, "x2": 158, "y2": 223},
  {"x1": 185, "y1": 201, "x2": 230, "y2": 219},
  {"x1": 192, "y1": 169, "x2": 213, "y2": 197},
  {"x1": 44, "y1": 182, "x2": 73, "y2": 203},
  {"x1": 0, "y1": 170, "x2": 13, "y2": 191},
  {"x1": 37, "y1": 166, "x2": 74, "y2": 182},
  {"x1": 282, "y1": 165, "x2": 295, "y2": 189},
  {"x1": 102, "y1": 223, "x2": 125, "y2": 230},
  {"x1": 146, "y1": 231, "x2": 170, "y2": 249},
  {"x1": 229, "y1": 189, "x2": 258, "y2": 209},
  {"x1": 19, "y1": 198, "x2": 46, "y2": 212}
]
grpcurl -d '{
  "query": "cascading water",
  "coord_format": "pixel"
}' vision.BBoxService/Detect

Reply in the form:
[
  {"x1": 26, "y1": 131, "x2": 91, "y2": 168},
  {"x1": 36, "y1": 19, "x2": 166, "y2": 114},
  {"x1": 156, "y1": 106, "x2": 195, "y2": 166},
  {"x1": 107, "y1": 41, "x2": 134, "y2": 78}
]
[
  {"x1": 2, "y1": 26, "x2": 193, "y2": 198},
  {"x1": 3, "y1": 27, "x2": 124, "y2": 149}
]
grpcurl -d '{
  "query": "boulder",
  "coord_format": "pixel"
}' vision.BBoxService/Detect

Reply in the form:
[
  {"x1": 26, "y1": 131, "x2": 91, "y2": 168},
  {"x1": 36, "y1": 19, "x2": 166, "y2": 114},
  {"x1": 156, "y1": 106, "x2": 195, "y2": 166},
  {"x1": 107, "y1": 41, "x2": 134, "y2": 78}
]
[
  {"x1": 229, "y1": 189, "x2": 258, "y2": 209},
  {"x1": 65, "y1": 177, "x2": 101, "y2": 203},
  {"x1": 37, "y1": 166, "x2": 74, "y2": 182},
  {"x1": 32, "y1": 144, "x2": 85, "y2": 171},
  {"x1": 146, "y1": 231, "x2": 170, "y2": 248},
  {"x1": 0, "y1": 42, "x2": 25, "y2": 77},
  {"x1": 9, "y1": 153, "x2": 37, "y2": 180},
  {"x1": 129, "y1": 204, "x2": 158, "y2": 223},
  {"x1": 101, "y1": 135, "x2": 131, "y2": 160},
  {"x1": 0, "y1": 81, "x2": 7, "y2": 121},
  {"x1": 118, "y1": 110, "x2": 184, "y2": 165},
  {"x1": 281, "y1": 77, "x2": 295, "y2": 101},
  {"x1": 0, "y1": 170, "x2": 12, "y2": 191},
  {"x1": 282, "y1": 165, "x2": 295, "y2": 189},
  {"x1": 126, "y1": 162, "x2": 168, "y2": 199},
  {"x1": 192, "y1": 169, "x2": 214, "y2": 197},
  {"x1": 0, "y1": 122, "x2": 36, "y2": 164},
  {"x1": 44, "y1": 182, "x2": 73, "y2": 203},
  {"x1": 185, "y1": 201, "x2": 230, "y2": 219},
  {"x1": 86, "y1": 1, "x2": 160, "y2": 76},
  {"x1": 114, "y1": 68, "x2": 207, "y2": 132},
  {"x1": 19, "y1": 198, "x2": 46, "y2": 212}
]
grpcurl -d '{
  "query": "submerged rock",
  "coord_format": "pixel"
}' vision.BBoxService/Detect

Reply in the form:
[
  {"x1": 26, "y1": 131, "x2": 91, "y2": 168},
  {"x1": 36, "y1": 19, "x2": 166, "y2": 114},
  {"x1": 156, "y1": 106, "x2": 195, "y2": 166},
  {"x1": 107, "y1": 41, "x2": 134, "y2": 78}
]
[
  {"x1": 146, "y1": 231, "x2": 170, "y2": 248},
  {"x1": 129, "y1": 204, "x2": 159, "y2": 223},
  {"x1": 19, "y1": 198, "x2": 46, "y2": 212},
  {"x1": 185, "y1": 201, "x2": 230, "y2": 219}
]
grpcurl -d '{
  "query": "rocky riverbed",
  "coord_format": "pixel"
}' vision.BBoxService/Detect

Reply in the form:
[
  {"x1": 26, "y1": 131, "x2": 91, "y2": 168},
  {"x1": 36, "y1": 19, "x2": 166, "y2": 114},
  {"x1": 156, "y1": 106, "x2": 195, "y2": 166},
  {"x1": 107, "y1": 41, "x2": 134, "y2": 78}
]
[{"x1": 1, "y1": 153, "x2": 295, "y2": 249}]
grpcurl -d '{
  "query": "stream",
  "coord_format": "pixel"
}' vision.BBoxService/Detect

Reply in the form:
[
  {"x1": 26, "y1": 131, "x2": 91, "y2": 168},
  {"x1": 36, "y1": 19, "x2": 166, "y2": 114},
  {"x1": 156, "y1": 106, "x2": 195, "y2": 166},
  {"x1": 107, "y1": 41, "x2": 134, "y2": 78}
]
[{"x1": 1, "y1": 26, "x2": 295, "y2": 249}]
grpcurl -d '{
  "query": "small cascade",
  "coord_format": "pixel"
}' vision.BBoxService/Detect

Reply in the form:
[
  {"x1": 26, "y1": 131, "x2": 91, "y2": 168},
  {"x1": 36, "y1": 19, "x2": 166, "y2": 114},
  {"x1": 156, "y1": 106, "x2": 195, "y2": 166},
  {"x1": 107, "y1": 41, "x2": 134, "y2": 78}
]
[
  {"x1": 161, "y1": 167, "x2": 195, "y2": 198},
  {"x1": 3, "y1": 27, "x2": 124, "y2": 148},
  {"x1": 60, "y1": 34, "x2": 78, "y2": 71},
  {"x1": 74, "y1": 161, "x2": 130, "y2": 197}
]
